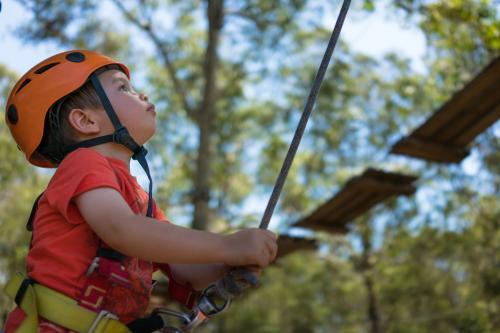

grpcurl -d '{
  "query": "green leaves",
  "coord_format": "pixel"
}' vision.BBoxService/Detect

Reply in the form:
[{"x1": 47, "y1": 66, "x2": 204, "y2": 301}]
[
  {"x1": 0, "y1": 63, "x2": 49, "y2": 314},
  {"x1": 363, "y1": 0, "x2": 375, "y2": 12}
]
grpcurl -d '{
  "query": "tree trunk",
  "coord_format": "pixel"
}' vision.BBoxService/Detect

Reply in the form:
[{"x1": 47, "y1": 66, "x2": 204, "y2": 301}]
[
  {"x1": 364, "y1": 272, "x2": 381, "y2": 333},
  {"x1": 192, "y1": 0, "x2": 224, "y2": 230},
  {"x1": 361, "y1": 226, "x2": 382, "y2": 333}
]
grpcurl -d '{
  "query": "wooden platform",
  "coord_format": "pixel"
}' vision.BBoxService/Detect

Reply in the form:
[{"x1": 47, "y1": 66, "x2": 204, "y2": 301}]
[
  {"x1": 276, "y1": 234, "x2": 318, "y2": 259},
  {"x1": 391, "y1": 56, "x2": 500, "y2": 163},
  {"x1": 293, "y1": 168, "x2": 417, "y2": 234}
]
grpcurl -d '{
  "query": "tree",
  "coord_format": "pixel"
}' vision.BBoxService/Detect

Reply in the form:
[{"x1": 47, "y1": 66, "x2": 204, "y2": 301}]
[{"x1": 0, "y1": 64, "x2": 48, "y2": 318}]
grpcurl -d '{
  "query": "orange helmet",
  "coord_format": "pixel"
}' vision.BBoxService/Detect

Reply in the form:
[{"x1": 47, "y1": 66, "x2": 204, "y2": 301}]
[{"x1": 5, "y1": 50, "x2": 129, "y2": 168}]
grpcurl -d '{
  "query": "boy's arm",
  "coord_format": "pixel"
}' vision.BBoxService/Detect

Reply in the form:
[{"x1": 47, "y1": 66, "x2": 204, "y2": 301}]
[
  {"x1": 75, "y1": 187, "x2": 277, "y2": 266},
  {"x1": 169, "y1": 264, "x2": 229, "y2": 290}
]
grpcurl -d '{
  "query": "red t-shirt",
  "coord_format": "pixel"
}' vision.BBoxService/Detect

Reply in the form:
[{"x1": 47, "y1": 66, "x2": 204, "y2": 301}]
[{"x1": 5, "y1": 148, "x2": 168, "y2": 330}]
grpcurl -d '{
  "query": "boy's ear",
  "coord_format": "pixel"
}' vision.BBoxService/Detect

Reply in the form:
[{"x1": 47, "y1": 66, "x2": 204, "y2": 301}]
[{"x1": 67, "y1": 108, "x2": 101, "y2": 135}]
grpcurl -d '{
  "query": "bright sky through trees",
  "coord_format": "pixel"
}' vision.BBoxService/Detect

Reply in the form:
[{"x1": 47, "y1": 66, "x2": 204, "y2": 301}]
[{"x1": 0, "y1": 1, "x2": 426, "y2": 74}]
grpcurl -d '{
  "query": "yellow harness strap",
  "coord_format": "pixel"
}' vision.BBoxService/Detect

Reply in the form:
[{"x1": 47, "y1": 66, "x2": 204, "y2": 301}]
[{"x1": 5, "y1": 273, "x2": 132, "y2": 333}]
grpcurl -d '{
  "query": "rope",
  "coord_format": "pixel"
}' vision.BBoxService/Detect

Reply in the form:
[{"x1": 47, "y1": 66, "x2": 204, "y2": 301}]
[{"x1": 259, "y1": 0, "x2": 352, "y2": 230}]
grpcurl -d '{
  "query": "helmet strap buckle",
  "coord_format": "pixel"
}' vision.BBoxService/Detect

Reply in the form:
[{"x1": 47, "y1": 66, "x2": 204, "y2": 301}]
[{"x1": 112, "y1": 126, "x2": 147, "y2": 158}]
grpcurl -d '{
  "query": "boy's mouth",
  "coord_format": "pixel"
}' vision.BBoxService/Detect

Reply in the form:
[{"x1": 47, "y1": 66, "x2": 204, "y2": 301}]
[{"x1": 146, "y1": 104, "x2": 156, "y2": 114}]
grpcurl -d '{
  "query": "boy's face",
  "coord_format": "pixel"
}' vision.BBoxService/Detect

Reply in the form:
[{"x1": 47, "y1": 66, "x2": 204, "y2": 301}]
[{"x1": 97, "y1": 69, "x2": 156, "y2": 145}]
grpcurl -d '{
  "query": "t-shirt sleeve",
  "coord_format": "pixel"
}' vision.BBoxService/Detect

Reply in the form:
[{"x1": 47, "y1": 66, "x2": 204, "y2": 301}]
[{"x1": 45, "y1": 149, "x2": 122, "y2": 224}]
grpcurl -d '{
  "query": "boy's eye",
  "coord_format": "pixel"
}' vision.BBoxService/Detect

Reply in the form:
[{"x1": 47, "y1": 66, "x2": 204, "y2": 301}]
[{"x1": 119, "y1": 84, "x2": 128, "y2": 91}]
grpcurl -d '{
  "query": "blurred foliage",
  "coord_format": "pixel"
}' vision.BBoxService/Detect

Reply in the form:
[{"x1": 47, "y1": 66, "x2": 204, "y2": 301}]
[
  {"x1": 1, "y1": 0, "x2": 499, "y2": 331},
  {"x1": 0, "y1": 64, "x2": 48, "y2": 317}
]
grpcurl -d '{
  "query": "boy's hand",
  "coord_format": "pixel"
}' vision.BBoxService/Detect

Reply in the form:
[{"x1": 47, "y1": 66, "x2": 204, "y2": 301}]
[
  {"x1": 222, "y1": 229, "x2": 277, "y2": 268},
  {"x1": 215, "y1": 266, "x2": 260, "y2": 299}
]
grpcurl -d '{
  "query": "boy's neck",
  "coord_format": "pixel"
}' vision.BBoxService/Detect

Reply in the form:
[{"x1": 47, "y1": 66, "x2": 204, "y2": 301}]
[{"x1": 90, "y1": 143, "x2": 133, "y2": 169}]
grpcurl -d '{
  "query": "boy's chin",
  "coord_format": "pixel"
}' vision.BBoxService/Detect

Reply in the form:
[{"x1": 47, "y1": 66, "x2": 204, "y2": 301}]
[{"x1": 140, "y1": 127, "x2": 156, "y2": 145}]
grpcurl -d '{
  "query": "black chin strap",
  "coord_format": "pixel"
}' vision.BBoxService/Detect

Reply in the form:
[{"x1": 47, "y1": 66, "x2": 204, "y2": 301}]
[
  {"x1": 67, "y1": 73, "x2": 153, "y2": 217},
  {"x1": 133, "y1": 150, "x2": 153, "y2": 217}
]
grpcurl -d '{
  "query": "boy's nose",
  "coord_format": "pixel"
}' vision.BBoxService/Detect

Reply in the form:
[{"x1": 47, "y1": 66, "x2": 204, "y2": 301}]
[{"x1": 140, "y1": 93, "x2": 149, "y2": 101}]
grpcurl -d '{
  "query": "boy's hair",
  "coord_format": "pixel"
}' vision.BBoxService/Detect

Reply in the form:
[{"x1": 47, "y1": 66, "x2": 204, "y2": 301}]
[
  {"x1": 35, "y1": 65, "x2": 123, "y2": 165},
  {"x1": 35, "y1": 80, "x2": 102, "y2": 165}
]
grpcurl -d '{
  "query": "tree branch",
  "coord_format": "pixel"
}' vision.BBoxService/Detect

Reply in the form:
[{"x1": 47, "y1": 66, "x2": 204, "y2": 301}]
[{"x1": 110, "y1": 0, "x2": 197, "y2": 120}]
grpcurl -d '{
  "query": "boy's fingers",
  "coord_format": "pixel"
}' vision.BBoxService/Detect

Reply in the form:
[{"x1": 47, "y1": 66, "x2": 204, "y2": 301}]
[
  {"x1": 244, "y1": 265, "x2": 261, "y2": 273},
  {"x1": 255, "y1": 228, "x2": 276, "y2": 240},
  {"x1": 270, "y1": 245, "x2": 277, "y2": 261},
  {"x1": 266, "y1": 239, "x2": 278, "y2": 259},
  {"x1": 265, "y1": 230, "x2": 277, "y2": 240}
]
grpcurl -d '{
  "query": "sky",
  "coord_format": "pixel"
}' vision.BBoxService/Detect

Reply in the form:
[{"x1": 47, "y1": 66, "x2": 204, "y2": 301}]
[{"x1": 0, "y1": 0, "x2": 427, "y2": 75}]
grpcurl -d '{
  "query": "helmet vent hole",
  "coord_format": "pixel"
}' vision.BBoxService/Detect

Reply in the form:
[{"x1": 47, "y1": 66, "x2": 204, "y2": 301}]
[
  {"x1": 34, "y1": 62, "x2": 60, "y2": 74},
  {"x1": 66, "y1": 52, "x2": 85, "y2": 62},
  {"x1": 16, "y1": 79, "x2": 31, "y2": 94},
  {"x1": 7, "y1": 105, "x2": 18, "y2": 125}
]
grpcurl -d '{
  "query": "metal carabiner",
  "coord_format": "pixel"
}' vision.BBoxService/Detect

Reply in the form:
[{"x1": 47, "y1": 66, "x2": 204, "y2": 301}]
[
  {"x1": 150, "y1": 283, "x2": 232, "y2": 333},
  {"x1": 197, "y1": 284, "x2": 231, "y2": 316},
  {"x1": 152, "y1": 308, "x2": 192, "y2": 333},
  {"x1": 181, "y1": 284, "x2": 232, "y2": 332}
]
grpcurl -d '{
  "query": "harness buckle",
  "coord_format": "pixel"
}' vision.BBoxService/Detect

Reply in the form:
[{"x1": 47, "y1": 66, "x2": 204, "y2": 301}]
[
  {"x1": 14, "y1": 277, "x2": 35, "y2": 307},
  {"x1": 86, "y1": 257, "x2": 100, "y2": 276},
  {"x1": 87, "y1": 310, "x2": 119, "y2": 333},
  {"x1": 182, "y1": 309, "x2": 208, "y2": 332}
]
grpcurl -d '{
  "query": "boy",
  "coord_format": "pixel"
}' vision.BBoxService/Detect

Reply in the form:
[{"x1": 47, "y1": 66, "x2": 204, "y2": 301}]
[{"x1": 3, "y1": 50, "x2": 277, "y2": 332}]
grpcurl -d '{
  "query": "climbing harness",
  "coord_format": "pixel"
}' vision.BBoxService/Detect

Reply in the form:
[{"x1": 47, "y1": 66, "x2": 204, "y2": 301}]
[
  {"x1": 7, "y1": 192, "x2": 198, "y2": 333},
  {"x1": 5, "y1": 273, "x2": 131, "y2": 333},
  {"x1": 5, "y1": 0, "x2": 351, "y2": 331}
]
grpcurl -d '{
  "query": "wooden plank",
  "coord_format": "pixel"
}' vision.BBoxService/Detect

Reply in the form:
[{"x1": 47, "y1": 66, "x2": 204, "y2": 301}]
[
  {"x1": 356, "y1": 177, "x2": 416, "y2": 196},
  {"x1": 391, "y1": 136, "x2": 469, "y2": 163},
  {"x1": 437, "y1": 83, "x2": 500, "y2": 142},
  {"x1": 301, "y1": 197, "x2": 341, "y2": 224},
  {"x1": 303, "y1": 179, "x2": 364, "y2": 222},
  {"x1": 391, "y1": 57, "x2": 499, "y2": 163},
  {"x1": 294, "y1": 169, "x2": 418, "y2": 234},
  {"x1": 343, "y1": 192, "x2": 390, "y2": 222},
  {"x1": 332, "y1": 182, "x2": 371, "y2": 215},
  {"x1": 336, "y1": 188, "x2": 376, "y2": 220},
  {"x1": 455, "y1": 103, "x2": 500, "y2": 145},
  {"x1": 363, "y1": 168, "x2": 417, "y2": 184},
  {"x1": 328, "y1": 178, "x2": 365, "y2": 208},
  {"x1": 277, "y1": 235, "x2": 317, "y2": 258},
  {"x1": 297, "y1": 220, "x2": 349, "y2": 234},
  {"x1": 414, "y1": 57, "x2": 500, "y2": 137},
  {"x1": 331, "y1": 190, "x2": 373, "y2": 223}
]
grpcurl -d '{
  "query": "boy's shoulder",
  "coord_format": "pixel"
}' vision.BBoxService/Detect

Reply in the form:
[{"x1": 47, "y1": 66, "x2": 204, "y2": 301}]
[
  {"x1": 58, "y1": 148, "x2": 109, "y2": 170},
  {"x1": 51, "y1": 148, "x2": 114, "y2": 182},
  {"x1": 46, "y1": 148, "x2": 120, "y2": 193}
]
